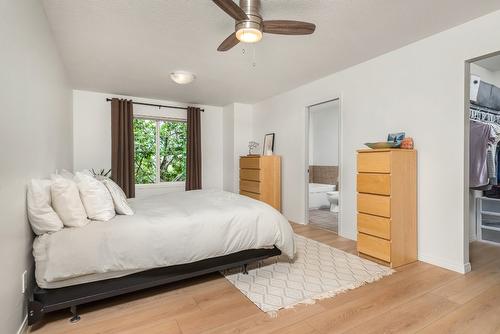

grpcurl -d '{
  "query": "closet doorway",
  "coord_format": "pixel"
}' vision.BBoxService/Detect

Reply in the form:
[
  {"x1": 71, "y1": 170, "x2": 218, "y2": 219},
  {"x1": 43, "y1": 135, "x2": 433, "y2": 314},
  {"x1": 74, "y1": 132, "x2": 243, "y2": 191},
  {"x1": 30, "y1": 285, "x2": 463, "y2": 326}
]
[
  {"x1": 467, "y1": 51, "x2": 500, "y2": 270},
  {"x1": 305, "y1": 99, "x2": 341, "y2": 234}
]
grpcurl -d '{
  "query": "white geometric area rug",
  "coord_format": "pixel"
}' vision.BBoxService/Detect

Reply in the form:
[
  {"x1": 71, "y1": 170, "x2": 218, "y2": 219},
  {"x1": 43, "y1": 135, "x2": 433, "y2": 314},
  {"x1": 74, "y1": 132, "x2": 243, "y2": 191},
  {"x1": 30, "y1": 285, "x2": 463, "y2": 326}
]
[{"x1": 223, "y1": 235, "x2": 394, "y2": 315}]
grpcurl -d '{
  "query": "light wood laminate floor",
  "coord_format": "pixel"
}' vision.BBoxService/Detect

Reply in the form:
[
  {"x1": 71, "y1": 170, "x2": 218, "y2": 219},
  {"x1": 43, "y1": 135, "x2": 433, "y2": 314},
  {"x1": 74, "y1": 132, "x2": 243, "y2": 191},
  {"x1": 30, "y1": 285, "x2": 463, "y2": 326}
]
[
  {"x1": 29, "y1": 223, "x2": 500, "y2": 334},
  {"x1": 309, "y1": 209, "x2": 338, "y2": 233}
]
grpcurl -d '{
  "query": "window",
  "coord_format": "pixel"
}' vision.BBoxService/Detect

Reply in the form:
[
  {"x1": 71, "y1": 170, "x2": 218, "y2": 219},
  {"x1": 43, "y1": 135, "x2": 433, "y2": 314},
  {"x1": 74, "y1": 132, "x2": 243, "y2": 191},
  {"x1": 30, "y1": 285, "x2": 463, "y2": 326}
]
[{"x1": 133, "y1": 117, "x2": 187, "y2": 184}]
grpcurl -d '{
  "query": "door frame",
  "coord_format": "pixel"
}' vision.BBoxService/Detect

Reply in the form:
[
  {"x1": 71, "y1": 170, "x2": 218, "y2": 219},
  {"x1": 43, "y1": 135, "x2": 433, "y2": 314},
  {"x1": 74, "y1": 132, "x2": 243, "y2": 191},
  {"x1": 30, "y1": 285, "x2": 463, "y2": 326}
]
[
  {"x1": 463, "y1": 50, "x2": 500, "y2": 272},
  {"x1": 304, "y1": 97, "x2": 343, "y2": 234}
]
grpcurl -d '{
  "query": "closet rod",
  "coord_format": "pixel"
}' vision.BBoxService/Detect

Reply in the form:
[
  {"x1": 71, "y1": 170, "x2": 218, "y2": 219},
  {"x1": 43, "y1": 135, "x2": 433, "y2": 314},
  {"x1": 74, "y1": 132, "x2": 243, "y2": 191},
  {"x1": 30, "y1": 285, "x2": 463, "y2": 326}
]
[
  {"x1": 105, "y1": 98, "x2": 204, "y2": 112},
  {"x1": 471, "y1": 107, "x2": 500, "y2": 115}
]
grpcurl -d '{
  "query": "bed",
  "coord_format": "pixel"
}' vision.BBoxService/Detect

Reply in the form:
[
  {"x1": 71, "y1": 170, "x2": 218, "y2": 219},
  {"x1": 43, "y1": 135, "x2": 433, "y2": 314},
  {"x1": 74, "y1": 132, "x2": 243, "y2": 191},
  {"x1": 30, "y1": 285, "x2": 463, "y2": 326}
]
[{"x1": 28, "y1": 190, "x2": 295, "y2": 325}]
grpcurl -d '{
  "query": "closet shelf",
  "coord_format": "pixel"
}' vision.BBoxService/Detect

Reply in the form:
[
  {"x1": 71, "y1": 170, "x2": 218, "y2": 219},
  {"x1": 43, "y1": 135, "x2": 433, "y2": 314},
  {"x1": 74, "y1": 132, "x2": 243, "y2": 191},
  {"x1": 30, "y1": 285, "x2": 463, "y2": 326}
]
[
  {"x1": 481, "y1": 225, "x2": 500, "y2": 232},
  {"x1": 476, "y1": 197, "x2": 500, "y2": 244},
  {"x1": 480, "y1": 211, "x2": 500, "y2": 217},
  {"x1": 479, "y1": 196, "x2": 500, "y2": 202}
]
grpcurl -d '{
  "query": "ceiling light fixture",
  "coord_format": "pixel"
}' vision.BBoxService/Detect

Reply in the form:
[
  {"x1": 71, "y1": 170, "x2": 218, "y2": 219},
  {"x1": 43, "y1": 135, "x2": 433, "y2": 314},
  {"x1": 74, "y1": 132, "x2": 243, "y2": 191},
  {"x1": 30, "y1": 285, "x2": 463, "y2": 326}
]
[
  {"x1": 236, "y1": 27, "x2": 262, "y2": 43},
  {"x1": 170, "y1": 71, "x2": 196, "y2": 85}
]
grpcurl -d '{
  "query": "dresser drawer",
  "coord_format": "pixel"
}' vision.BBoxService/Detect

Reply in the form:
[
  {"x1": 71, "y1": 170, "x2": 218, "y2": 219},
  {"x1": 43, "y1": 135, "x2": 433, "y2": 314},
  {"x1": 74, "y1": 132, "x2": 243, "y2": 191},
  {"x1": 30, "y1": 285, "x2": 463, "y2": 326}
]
[
  {"x1": 357, "y1": 193, "x2": 391, "y2": 217},
  {"x1": 240, "y1": 158, "x2": 261, "y2": 169},
  {"x1": 357, "y1": 173, "x2": 391, "y2": 195},
  {"x1": 357, "y1": 152, "x2": 391, "y2": 173},
  {"x1": 357, "y1": 213, "x2": 391, "y2": 239},
  {"x1": 240, "y1": 180, "x2": 260, "y2": 194},
  {"x1": 240, "y1": 190, "x2": 261, "y2": 200},
  {"x1": 240, "y1": 169, "x2": 261, "y2": 182},
  {"x1": 357, "y1": 233, "x2": 391, "y2": 262}
]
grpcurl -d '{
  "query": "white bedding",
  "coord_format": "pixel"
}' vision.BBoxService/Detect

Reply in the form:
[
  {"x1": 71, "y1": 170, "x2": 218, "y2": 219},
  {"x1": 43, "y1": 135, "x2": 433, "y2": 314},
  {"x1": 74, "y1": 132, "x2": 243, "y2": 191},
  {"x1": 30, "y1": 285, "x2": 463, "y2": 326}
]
[{"x1": 33, "y1": 190, "x2": 295, "y2": 289}]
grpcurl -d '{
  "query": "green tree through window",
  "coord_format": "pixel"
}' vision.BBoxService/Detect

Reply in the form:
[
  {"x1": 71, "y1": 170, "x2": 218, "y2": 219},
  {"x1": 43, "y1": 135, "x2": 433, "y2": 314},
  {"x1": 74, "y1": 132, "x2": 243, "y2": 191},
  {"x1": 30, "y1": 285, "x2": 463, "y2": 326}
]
[{"x1": 133, "y1": 118, "x2": 187, "y2": 184}]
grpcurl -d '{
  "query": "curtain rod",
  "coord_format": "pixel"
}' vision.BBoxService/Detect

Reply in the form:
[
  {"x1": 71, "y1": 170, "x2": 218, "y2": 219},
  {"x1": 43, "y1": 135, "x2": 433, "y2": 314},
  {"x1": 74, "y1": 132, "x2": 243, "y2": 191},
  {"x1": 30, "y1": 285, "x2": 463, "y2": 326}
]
[{"x1": 105, "y1": 98, "x2": 204, "y2": 112}]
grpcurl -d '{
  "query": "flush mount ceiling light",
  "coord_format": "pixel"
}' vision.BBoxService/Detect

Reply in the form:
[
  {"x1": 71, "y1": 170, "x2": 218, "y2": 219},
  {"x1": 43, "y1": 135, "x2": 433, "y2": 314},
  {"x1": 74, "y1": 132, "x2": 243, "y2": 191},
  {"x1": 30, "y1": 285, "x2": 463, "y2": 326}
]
[
  {"x1": 212, "y1": 0, "x2": 316, "y2": 51},
  {"x1": 170, "y1": 71, "x2": 196, "y2": 85}
]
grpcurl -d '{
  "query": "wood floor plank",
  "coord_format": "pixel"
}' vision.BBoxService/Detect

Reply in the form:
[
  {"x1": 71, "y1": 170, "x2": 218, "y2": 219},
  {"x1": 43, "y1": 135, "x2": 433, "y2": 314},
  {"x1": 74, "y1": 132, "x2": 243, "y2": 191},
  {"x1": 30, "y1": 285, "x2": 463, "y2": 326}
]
[
  {"x1": 269, "y1": 321, "x2": 319, "y2": 334},
  {"x1": 468, "y1": 241, "x2": 500, "y2": 269},
  {"x1": 200, "y1": 303, "x2": 326, "y2": 334},
  {"x1": 306, "y1": 265, "x2": 457, "y2": 333},
  {"x1": 431, "y1": 258, "x2": 500, "y2": 305},
  {"x1": 109, "y1": 318, "x2": 181, "y2": 334},
  {"x1": 417, "y1": 283, "x2": 500, "y2": 334},
  {"x1": 31, "y1": 291, "x2": 198, "y2": 334},
  {"x1": 341, "y1": 293, "x2": 459, "y2": 334},
  {"x1": 175, "y1": 293, "x2": 260, "y2": 334}
]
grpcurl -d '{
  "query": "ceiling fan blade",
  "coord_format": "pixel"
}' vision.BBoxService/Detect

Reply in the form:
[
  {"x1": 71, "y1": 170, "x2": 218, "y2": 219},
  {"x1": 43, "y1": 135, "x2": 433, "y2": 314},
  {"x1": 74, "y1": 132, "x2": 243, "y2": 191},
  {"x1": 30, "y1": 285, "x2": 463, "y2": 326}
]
[
  {"x1": 263, "y1": 20, "x2": 316, "y2": 35},
  {"x1": 212, "y1": 0, "x2": 248, "y2": 21},
  {"x1": 217, "y1": 32, "x2": 240, "y2": 51}
]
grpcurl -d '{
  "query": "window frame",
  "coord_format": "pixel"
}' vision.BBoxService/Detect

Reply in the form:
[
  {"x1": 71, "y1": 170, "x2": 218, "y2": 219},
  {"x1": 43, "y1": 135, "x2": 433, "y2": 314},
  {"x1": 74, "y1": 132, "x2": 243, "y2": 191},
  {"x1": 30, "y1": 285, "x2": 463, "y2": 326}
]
[{"x1": 133, "y1": 115, "x2": 187, "y2": 186}]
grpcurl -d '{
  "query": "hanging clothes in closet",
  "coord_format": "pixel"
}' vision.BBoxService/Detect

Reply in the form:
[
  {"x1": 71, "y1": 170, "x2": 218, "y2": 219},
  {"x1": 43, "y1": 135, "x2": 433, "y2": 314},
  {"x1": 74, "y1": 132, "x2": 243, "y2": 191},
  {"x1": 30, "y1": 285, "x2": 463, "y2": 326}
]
[{"x1": 469, "y1": 105, "x2": 500, "y2": 190}]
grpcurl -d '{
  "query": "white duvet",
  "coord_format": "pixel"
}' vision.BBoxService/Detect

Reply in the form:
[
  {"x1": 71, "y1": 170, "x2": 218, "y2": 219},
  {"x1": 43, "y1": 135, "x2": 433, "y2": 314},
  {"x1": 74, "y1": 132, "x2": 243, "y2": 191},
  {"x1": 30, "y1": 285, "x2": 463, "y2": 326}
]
[{"x1": 33, "y1": 190, "x2": 295, "y2": 288}]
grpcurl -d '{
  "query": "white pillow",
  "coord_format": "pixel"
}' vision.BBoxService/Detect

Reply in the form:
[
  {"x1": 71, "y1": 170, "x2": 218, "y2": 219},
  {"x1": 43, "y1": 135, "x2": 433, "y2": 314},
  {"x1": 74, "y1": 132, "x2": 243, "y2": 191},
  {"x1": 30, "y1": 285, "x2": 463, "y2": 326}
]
[
  {"x1": 74, "y1": 172, "x2": 115, "y2": 221},
  {"x1": 100, "y1": 178, "x2": 134, "y2": 215},
  {"x1": 27, "y1": 179, "x2": 64, "y2": 235},
  {"x1": 50, "y1": 175, "x2": 89, "y2": 227},
  {"x1": 56, "y1": 169, "x2": 75, "y2": 180}
]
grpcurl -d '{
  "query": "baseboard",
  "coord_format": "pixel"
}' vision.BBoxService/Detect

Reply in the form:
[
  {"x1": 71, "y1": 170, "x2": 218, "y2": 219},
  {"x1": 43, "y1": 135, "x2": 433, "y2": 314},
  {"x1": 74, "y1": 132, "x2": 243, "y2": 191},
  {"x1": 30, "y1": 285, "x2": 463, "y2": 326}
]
[
  {"x1": 17, "y1": 315, "x2": 28, "y2": 334},
  {"x1": 419, "y1": 254, "x2": 471, "y2": 274}
]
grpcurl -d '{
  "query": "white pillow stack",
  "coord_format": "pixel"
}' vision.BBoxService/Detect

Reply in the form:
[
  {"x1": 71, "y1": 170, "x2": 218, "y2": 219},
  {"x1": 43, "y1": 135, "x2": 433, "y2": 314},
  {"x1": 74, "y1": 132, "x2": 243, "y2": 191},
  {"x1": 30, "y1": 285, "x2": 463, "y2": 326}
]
[
  {"x1": 74, "y1": 172, "x2": 115, "y2": 221},
  {"x1": 27, "y1": 179, "x2": 64, "y2": 235},
  {"x1": 50, "y1": 175, "x2": 89, "y2": 227},
  {"x1": 100, "y1": 178, "x2": 134, "y2": 215},
  {"x1": 27, "y1": 170, "x2": 134, "y2": 236}
]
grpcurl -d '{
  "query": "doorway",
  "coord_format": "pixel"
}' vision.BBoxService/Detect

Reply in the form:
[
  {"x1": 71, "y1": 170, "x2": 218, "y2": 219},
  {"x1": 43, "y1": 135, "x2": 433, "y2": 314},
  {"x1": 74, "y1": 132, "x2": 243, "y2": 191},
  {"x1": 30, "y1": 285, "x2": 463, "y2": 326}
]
[
  {"x1": 466, "y1": 51, "x2": 500, "y2": 270},
  {"x1": 306, "y1": 99, "x2": 341, "y2": 233}
]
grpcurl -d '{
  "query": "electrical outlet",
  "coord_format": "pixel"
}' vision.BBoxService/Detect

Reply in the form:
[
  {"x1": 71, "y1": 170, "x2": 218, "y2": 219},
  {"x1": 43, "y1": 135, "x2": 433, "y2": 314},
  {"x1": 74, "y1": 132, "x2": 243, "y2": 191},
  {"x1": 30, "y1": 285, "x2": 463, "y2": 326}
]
[{"x1": 21, "y1": 270, "x2": 27, "y2": 294}]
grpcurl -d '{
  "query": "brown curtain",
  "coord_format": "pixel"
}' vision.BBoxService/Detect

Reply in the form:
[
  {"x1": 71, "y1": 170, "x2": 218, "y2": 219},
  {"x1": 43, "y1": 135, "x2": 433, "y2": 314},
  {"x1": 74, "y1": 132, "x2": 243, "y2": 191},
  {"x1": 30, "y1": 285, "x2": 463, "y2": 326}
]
[
  {"x1": 111, "y1": 98, "x2": 135, "y2": 198},
  {"x1": 186, "y1": 106, "x2": 202, "y2": 190}
]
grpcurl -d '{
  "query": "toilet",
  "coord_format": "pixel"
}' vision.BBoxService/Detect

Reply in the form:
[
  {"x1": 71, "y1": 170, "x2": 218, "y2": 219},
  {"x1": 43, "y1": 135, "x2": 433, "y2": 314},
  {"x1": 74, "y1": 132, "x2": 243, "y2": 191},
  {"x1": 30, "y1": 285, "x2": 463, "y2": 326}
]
[{"x1": 326, "y1": 188, "x2": 339, "y2": 213}]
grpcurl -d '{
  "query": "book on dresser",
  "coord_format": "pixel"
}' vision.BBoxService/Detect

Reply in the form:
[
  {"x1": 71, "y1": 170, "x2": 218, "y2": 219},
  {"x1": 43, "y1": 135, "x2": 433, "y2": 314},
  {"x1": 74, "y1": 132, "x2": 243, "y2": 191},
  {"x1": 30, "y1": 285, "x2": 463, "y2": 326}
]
[
  {"x1": 356, "y1": 148, "x2": 417, "y2": 268},
  {"x1": 239, "y1": 155, "x2": 281, "y2": 212}
]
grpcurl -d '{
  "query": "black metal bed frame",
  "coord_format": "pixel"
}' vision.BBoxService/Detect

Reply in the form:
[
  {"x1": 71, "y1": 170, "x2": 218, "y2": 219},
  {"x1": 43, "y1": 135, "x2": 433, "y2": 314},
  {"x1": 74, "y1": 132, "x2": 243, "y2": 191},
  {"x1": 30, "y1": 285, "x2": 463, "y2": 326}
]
[{"x1": 28, "y1": 247, "x2": 281, "y2": 326}]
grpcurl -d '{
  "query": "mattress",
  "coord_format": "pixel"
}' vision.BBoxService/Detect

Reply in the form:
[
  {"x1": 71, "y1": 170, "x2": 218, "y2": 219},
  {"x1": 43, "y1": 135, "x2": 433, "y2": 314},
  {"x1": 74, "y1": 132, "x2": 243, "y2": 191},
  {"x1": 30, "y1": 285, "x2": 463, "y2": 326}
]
[{"x1": 33, "y1": 190, "x2": 295, "y2": 289}]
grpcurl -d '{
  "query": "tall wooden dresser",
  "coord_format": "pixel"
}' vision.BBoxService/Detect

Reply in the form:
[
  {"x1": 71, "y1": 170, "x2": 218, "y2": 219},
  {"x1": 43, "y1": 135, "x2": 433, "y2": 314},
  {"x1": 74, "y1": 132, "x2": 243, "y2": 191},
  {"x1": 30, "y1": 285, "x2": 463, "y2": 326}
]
[
  {"x1": 356, "y1": 149, "x2": 417, "y2": 268},
  {"x1": 239, "y1": 155, "x2": 281, "y2": 212}
]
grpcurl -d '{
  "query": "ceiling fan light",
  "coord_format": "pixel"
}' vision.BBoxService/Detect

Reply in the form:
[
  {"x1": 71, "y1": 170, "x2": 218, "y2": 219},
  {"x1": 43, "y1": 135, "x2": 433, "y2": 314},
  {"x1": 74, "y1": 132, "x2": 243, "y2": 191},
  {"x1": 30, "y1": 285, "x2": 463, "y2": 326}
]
[
  {"x1": 170, "y1": 71, "x2": 196, "y2": 85},
  {"x1": 236, "y1": 28, "x2": 262, "y2": 43}
]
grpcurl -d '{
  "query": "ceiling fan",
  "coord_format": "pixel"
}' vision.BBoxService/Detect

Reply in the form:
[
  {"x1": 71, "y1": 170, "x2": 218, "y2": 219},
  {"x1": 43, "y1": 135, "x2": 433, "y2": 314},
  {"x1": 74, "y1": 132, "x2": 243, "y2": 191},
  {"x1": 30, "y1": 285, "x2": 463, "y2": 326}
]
[{"x1": 212, "y1": 0, "x2": 316, "y2": 51}]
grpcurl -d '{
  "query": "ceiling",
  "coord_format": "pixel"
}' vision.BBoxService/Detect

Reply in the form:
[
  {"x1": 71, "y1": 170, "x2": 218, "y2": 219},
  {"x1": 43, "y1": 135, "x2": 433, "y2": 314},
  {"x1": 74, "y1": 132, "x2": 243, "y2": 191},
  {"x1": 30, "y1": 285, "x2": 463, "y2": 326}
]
[
  {"x1": 476, "y1": 54, "x2": 500, "y2": 71},
  {"x1": 42, "y1": 0, "x2": 500, "y2": 106}
]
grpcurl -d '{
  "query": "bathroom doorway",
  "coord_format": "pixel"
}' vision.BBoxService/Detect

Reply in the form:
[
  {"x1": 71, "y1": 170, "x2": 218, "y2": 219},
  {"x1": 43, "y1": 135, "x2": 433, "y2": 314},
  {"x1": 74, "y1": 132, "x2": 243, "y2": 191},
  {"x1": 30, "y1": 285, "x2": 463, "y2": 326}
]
[{"x1": 306, "y1": 99, "x2": 340, "y2": 233}]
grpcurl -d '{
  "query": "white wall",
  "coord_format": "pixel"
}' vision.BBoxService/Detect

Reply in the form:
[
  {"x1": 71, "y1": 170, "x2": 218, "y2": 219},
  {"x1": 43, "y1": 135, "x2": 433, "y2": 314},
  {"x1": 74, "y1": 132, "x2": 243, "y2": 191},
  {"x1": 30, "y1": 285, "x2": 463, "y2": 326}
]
[
  {"x1": 233, "y1": 104, "x2": 254, "y2": 192},
  {"x1": 0, "y1": 1, "x2": 73, "y2": 332},
  {"x1": 222, "y1": 104, "x2": 235, "y2": 191},
  {"x1": 73, "y1": 90, "x2": 223, "y2": 197},
  {"x1": 471, "y1": 63, "x2": 500, "y2": 87},
  {"x1": 252, "y1": 10, "x2": 500, "y2": 273},
  {"x1": 310, "y1": 102, "x2": 340, "y2": 166},
  {"x1": 222, "y1": 103, "x2": 254, "y2": 192}
]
